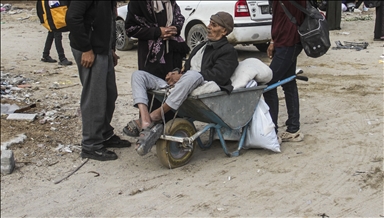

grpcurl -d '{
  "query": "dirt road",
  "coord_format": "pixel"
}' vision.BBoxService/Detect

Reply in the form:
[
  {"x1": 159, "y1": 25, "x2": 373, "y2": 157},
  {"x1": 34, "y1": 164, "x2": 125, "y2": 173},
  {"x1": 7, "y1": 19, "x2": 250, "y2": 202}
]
[{"x1": 1, "y1": 2, "x2": 383, "y2": 217}]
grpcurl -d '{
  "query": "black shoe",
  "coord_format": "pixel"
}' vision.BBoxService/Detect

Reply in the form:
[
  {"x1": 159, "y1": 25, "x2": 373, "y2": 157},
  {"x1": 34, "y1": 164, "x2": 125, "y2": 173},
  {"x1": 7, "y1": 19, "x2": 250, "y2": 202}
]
[
  {"x1": 41, "y1": 56, "x2": 57, "y2": 63},
  {"x1": 104, "y1": 135, "x2": 131, "y2": 148},
  {"x1": 59, "y1": 58, "x2": 73, "y2": 66},
  {"x1": 81, "y1": 147, "x2": 118, "y2": 161}
]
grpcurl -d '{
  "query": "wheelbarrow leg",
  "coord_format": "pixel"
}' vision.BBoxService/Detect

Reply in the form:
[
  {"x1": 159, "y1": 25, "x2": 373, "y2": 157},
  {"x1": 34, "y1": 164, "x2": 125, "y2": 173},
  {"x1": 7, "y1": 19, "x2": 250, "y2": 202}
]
[{"x1": 215, "y1": 125, "x2": 247, "y2": 157}]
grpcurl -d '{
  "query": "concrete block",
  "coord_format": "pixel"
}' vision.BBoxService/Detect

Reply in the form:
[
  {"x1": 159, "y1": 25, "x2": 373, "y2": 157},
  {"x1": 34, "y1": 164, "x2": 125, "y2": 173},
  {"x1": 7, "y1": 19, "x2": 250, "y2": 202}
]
[
  {"x1": 1, "y1": 150, "x2": 15, "y2": 175},
  {"x1": 6, "y1": 113, "x2": 37, "y2": 121},
  {"x1": 1, "y1": 133, "x2": 27, "y2": 150}
]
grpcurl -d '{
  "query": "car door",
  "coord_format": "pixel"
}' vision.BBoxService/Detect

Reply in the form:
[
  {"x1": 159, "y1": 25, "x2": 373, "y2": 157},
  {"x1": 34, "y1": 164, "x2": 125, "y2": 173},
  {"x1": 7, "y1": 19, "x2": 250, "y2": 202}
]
[{"x1": 178, "y1": 1, "x2": 202, "y2": 23}]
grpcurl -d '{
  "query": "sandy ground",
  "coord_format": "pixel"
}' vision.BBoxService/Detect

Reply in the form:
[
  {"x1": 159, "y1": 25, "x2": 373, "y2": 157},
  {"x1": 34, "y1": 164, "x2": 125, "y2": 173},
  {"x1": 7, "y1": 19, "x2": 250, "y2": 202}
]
[{"x1": 1, "y1": 2, "x2": 383, "y2": 217}]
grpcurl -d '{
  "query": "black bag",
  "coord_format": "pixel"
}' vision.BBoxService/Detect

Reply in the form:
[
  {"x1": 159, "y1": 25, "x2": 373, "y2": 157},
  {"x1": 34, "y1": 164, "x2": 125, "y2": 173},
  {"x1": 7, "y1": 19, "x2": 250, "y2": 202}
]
[
  {"x1": 279, "y1": 0, "x2": 330, "y2": 58},
  {"x1": 36, "y1": 0, "x2": 70, "y2": 32},
  {"x1": 364, "y1": 1, "x2": 381, "y2": 8}
]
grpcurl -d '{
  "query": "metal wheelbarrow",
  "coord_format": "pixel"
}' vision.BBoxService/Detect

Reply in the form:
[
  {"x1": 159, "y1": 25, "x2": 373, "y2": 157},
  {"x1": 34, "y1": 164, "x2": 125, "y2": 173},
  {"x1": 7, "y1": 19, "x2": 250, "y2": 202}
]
[{"x1": 148, "y1": 73, "x2": 307, "y2": 169}]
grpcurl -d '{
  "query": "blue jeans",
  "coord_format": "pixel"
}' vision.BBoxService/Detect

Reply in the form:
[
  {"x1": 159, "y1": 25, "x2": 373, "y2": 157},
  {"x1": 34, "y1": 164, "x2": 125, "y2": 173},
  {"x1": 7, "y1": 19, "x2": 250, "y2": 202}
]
[{"x1": 263, "y1": 43, "x2": 302, "y2": 133}]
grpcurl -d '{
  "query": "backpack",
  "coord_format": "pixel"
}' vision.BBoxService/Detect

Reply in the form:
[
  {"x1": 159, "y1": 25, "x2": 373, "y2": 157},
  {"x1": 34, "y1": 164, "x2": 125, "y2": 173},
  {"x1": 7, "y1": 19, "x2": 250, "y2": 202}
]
[
  {"x1": 36, "y1": 0, "x2": 70, "y2": 32},
  {"x1": 279, "y1": 0, "x2": 330, "y2": 58}
]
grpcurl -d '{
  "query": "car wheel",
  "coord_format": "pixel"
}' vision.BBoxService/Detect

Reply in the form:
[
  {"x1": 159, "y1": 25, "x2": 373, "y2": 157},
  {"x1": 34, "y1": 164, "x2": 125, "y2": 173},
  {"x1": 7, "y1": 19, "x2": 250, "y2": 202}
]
[
  {"x1": 186, "y1": 24, "x2": 207, "y2": 50},
  {"x1": 254, "y1": 42, "x2": 270, "y2": 52},
  {"x1": 116, "y1": 19, "x2": 134, "y2": 51}
]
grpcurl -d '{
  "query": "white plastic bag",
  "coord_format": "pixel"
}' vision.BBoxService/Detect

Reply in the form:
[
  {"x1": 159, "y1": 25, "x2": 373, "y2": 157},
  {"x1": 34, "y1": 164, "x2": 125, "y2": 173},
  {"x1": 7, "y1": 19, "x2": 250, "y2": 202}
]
[{"x1": 244, "y1": 98, "x2": 281, "y2": 152}]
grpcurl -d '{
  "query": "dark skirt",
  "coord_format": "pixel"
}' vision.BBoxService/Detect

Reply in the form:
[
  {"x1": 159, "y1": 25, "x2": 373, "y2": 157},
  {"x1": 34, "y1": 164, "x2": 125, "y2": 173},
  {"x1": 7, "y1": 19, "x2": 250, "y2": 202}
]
[{"x1": 374, "y1": 4, "x2": 384, "y2": 39}]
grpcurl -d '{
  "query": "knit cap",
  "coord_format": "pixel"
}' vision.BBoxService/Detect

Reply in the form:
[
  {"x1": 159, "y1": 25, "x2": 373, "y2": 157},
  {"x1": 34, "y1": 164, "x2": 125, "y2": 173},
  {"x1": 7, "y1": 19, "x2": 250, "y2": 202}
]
[{"x1": 210, "y1": 11, "x2": 234, "y2": 35}]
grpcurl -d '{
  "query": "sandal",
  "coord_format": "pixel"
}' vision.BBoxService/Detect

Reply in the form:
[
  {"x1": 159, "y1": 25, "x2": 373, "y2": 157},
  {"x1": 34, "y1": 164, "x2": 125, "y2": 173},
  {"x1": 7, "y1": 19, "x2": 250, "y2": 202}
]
[
  {"x1": 123, "y1": 120, "x2": 141, "y2": 137},
  {"x1": 136, "y1": 123, "x2": 164, "y2": 156}
]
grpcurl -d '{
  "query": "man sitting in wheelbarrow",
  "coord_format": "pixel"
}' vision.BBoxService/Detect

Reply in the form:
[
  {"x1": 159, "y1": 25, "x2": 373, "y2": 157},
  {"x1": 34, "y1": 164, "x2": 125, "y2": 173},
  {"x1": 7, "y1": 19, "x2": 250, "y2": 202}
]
[{"x1": 125, "y1": 11, "x2": 239, "y2": 156}]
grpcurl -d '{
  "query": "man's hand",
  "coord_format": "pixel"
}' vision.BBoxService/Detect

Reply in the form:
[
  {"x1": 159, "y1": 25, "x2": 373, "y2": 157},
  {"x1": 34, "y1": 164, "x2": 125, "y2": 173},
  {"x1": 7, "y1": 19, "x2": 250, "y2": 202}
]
[
  {"x1": 267, "y1": 43, "x2": 275, "y2": 59},
  {"x1": 112, "y1": 50, "x2": 120, "y2": 66},
  {"x1": 160, "y1": 26, "x2": 177, "y2": 40},
  {"x1": 81, "y1": 50, "x2": 95, "y2": 68},
  {"x1": 165, "y1": 70, "x2": 182, "y2": 86}
]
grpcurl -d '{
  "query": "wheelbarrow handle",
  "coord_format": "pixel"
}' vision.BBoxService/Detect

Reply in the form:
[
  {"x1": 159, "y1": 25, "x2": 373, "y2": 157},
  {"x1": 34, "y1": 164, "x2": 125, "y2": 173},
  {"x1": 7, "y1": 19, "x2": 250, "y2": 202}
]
[
  {"x1": 296, "y1": 75, "x2": 308, "y2": 81},
  {"x1": 263, "y1": 74, "x2": 308, "y2": 93}
]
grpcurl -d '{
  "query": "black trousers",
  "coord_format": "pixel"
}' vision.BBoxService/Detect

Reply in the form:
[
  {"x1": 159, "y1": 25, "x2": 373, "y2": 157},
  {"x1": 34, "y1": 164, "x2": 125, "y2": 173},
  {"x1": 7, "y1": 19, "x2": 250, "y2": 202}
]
[
  {"x1": 374, "y1": 5, "x2": 384, "y2": 39},
  {"x1": 326, "y1": 0, "x2": 342, "y2": 30},
  {"x1": 263, "y1": 44, "x2": 303, "y2": 134},
  {"x1": 43, "y1": 31, "x2": 65, "y2": 61}
]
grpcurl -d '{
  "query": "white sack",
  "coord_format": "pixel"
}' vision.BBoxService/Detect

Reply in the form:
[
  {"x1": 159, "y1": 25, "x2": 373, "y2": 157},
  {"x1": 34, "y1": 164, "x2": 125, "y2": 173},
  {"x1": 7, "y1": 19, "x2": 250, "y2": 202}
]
[
  {"x1": 244, "y1": 98, "x2": 280, "y2": 152},
  {"x1": 231, "y1": 58, "x2": 272, "y2": 90}
]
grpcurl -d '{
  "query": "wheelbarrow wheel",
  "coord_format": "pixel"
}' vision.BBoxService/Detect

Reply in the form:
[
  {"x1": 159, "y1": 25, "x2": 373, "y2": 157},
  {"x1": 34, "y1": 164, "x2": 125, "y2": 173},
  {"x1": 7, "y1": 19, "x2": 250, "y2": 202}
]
[{"x1": 156, "y1": 118, "x2": 196, "y2": 169}]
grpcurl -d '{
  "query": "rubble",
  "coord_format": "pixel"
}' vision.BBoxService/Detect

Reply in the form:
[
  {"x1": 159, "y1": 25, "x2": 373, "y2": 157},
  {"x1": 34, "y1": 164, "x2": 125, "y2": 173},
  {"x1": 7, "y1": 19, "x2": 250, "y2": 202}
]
[
  {"x1": 1, "y1": 150, "x2": 15, "y2": 175},
  {"x1": 1, "y1": 133, "x2": 27, "y2": 150},
  {"x1": 6, "y1": 113, "x2": 37, "y2": 121}
]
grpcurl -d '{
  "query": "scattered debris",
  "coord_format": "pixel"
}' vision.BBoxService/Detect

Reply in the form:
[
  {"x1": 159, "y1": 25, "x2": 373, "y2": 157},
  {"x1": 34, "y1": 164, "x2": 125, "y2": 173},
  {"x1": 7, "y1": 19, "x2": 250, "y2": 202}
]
[
  {"x1": 1, "y1": 103, "x2": 20, "y2": 114},
  {"x1": 17, "y1": 84, "x2": 32, "y2": 89},
  {"x1": 88, "y1": 171, "x2": 100, "y2": 177},
  {"x1": 6, "y1": 113, "x2": 37, "y2": 121},
  {"x1": 0, "y1": 4, "x2": 12, "y2": 12},
  {"x1": 50, "y1": 83, "x2": 79, "y2": 90},
  {"x1": 17, "y1": 15, "x2": 30, "y2": 20},
  {"x1": 14, "y1": 103, "x2": 36, "y2": 113},
  {"x1": 332, "y1": 41, "x2": 369, "y2": 51},
  {"x1": 318, "y1": 213, "x2": 329, "y2": 218},
  {"x1": 1, "y1": 133, "x2": 27, "y2": 150},
  {"x1": 54, "y1": 158, "x2": 89, "y2": 184},
  {"x1": 345, "y1": 15, "x2": 372, "y2": 21},
  {"x1": 54, "y1": 144, "x2": 79, "y2": 153},
  {"x1": 1, "y1": 150, "x2": 15, "y2": 175},
  {"x1": 47, "y1": 161, "x2": 59, "y2": 166},
  {"x1": 129, "y1": 188, "x2": 145, "y2": 196}
]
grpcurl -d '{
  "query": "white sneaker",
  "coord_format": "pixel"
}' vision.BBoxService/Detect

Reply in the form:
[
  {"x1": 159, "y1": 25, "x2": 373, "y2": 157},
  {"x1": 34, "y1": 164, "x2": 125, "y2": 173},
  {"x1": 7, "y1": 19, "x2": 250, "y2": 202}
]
[{"x1": 280, "y1": 130, "x2": 304, "y2": 142}]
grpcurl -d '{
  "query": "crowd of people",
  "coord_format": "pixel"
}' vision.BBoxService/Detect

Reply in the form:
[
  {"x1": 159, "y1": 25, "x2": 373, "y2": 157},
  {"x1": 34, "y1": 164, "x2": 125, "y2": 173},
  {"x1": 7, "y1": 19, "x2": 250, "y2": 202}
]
[{"x1": 35, "y1": 0, "x2": 382, "y2": 161}]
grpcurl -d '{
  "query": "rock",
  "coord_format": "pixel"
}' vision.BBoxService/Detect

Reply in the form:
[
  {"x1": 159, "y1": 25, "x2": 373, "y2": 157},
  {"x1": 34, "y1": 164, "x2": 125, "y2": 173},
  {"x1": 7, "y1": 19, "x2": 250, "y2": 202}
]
[
  {"x1": 1, "y1": 150, "x2": 15, "y2": 175},
  {"x1": 1, "y1": 133, "x2": 27, "y2": 150}
]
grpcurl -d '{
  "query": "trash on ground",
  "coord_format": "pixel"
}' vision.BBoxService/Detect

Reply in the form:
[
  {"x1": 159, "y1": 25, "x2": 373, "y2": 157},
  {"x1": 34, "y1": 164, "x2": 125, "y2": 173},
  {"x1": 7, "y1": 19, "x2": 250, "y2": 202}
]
[
  {"x1": 13, "y1": 103, "x2": 36, "y2": 113},
  {"x1": 6, "y1": 113, "x2": 37, "y2": 121},
  {"x1": 332, "y1": 41, "x2": 369, "y2": 51},
  {"x1": 1, "y1": 103, "x2": 20, "y2": 114},
  {"x1": 1, "y1": 133, "x2": 27, "y2": 150},
  {"x1": 0, "y1": 4, "x2": 12, "y2": 12}
]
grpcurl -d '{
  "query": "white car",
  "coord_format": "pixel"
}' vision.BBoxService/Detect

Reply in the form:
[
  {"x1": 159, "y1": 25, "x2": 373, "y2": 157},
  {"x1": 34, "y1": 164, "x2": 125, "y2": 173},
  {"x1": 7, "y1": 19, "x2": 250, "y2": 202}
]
[{"x1": 115, "y1": 0, "x2": 272, "y2": 52}]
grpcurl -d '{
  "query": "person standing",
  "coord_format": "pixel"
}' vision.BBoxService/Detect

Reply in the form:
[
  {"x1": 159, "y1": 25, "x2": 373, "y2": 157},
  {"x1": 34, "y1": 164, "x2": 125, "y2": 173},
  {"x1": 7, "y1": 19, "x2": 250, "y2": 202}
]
[
  {"x1": 373, "y1": 1, "x2": 384, "y2": 40},
  {"x1": 40, "y1": 31, "x2": 72, "y2": 65},
  {"x1": 264, "y1": 0, "x2": 306, "y2": 143},
  {"x1": 123, "y1": 0, "x2": 190, "y2": 136},
  {"x1": 326, "y1": 0, "x2": 342, "y2": 30},
  {"x1": 66, "y1": 1, "x2": 131, "y2": 161},
  {"x1": 36, "y1": 0, "x2": 72, "y2": 65}
]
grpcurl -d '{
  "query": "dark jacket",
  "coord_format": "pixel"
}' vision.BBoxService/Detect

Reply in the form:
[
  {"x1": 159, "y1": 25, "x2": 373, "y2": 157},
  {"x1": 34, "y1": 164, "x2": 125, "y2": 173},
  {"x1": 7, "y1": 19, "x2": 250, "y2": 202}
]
[
  {"x1": 184, "y1": 37, "x2": 238, "y2": 94},
  {"x1": 271, "y1": 0, "x2": 306, "y2": 47},
  {"x1": 125, "y1": 0, "x2": 188, "y2": 79},
  {"x1": 66, "y1": 1, "x2": 116, "y2": 55}
]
